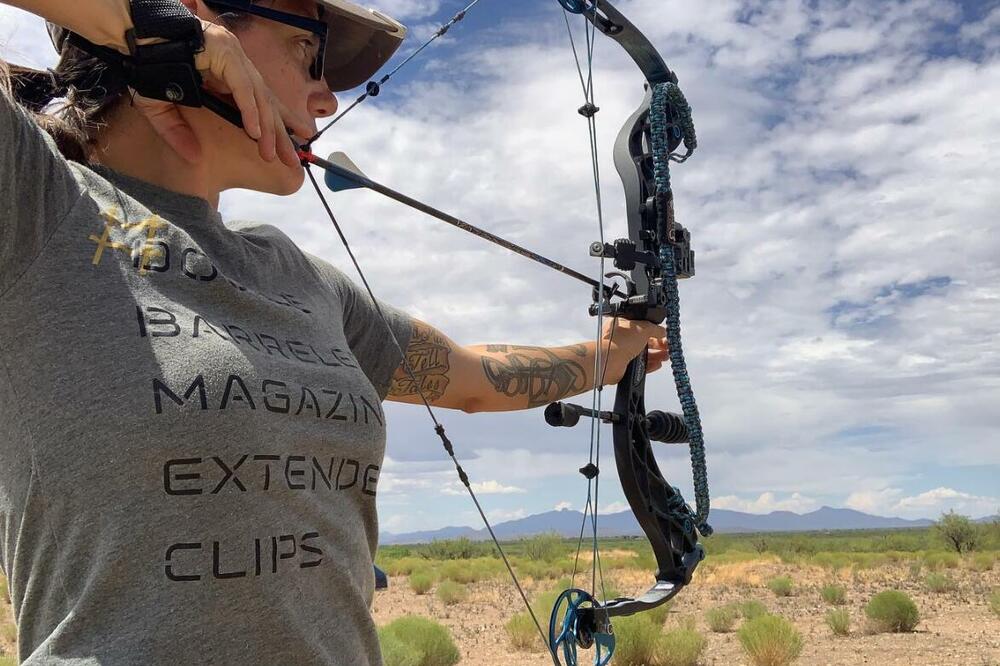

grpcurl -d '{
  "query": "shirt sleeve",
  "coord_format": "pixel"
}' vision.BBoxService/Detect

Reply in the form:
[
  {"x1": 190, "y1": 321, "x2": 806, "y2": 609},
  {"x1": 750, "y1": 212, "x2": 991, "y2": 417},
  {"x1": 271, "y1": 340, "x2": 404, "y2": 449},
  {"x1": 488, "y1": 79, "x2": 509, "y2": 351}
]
[
  {"x1": 303, "y1": 250, "x2": 413, "y2": 400},
  {"x1": 0, "y1": 84, "x2": 84, "y2": 297}
]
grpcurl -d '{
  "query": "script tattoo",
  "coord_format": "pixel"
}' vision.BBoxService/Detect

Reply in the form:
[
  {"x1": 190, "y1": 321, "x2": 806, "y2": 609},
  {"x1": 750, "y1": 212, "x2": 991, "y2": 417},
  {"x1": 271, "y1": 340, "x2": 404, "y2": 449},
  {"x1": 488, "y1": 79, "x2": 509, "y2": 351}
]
[
  {"x1": 389, "y1": 323, "x2": 451, "y2": 401},
  {"x1": 481, "y1": 346, "x2": 588, "y2": 408}
]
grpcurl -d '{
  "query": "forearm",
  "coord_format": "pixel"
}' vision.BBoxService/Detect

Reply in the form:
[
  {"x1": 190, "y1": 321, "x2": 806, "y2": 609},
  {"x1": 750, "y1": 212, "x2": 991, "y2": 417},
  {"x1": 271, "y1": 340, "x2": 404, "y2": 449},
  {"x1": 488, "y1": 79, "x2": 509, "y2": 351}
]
[
  {"x1": 5, "y1": 0, "x2": 134, "y2": 50},
  {"x1": 462, "y1": 342, "x2": 600, "y2": 413}
]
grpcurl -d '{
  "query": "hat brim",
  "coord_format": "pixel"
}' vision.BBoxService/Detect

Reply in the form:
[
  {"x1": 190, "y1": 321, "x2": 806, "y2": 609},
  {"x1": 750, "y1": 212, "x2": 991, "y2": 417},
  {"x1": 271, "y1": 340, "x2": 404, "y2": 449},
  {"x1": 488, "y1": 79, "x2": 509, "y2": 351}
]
[{"x1": 318, "y1": 0, "x2": 407, "y2": 91}]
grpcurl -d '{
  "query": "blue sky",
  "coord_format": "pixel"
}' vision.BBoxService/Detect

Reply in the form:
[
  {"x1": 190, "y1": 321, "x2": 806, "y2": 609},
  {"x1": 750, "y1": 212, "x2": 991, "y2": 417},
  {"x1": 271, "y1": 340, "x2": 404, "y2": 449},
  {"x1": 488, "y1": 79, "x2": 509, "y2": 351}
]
[{"x1": 3, "y1": 0, "x2": 998, "y2": 532}]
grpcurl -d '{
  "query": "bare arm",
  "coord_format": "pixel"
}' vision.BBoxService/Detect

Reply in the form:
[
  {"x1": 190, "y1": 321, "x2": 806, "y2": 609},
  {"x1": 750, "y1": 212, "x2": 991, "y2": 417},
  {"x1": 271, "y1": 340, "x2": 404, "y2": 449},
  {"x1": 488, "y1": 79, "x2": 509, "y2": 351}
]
[{"x1": 385, "y1": 319, "x2": 667, "y2": 413}]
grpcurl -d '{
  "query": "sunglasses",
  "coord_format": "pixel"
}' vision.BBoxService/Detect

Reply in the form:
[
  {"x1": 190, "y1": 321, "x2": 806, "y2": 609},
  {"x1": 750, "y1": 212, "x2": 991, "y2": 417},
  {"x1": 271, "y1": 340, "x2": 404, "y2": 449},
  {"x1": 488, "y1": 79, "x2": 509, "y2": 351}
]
[{"x1": 204, "y1": 0, "x2": 329, "y2": 80}]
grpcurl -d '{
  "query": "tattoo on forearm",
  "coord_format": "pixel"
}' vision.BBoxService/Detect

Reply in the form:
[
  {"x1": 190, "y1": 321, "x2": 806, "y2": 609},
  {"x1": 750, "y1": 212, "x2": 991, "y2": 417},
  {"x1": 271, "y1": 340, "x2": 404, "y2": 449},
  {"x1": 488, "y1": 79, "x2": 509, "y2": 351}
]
[
  {"x1": 481, "y1": 346, "x2": 588, "y2": 408},
  {"x1": 390, "y1": 323, "x2": 451, "y2": 401}
]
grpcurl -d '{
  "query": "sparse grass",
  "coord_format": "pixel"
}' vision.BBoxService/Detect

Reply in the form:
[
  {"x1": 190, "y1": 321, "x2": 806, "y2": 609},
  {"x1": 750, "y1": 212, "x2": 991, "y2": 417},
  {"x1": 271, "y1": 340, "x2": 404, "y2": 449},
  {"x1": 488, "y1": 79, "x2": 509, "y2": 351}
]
[
  {"x1": 409, "y1": 571, "x2": 435, "y2": 595},
  {"x1": 645, "y1": 600, "x2": 672, "y2": 628},
  {"x1": 739, "y1": 599, "x2": 769, "y2": 620},
  {"x1": 924, "y1": 572, "x2": 958, "y2": 593},
  {"x1": 767, "y1": 576, "x2": 794, "y2": 597},
  {"x1": 826, "y1": 609, "x2": 850, "y2": 636},
  {"x1": 865, "y1": 590, "x2": 919, "y2": 633},
  {"x1": 435, "y1": 581, "x2": 466, "y2": 606},
  {"x1": 738, "y1": 614, "x2": 803, "y2": 666},
  {"x1": 0, "y1": 576, "x2": 7, "y2": 602},
  {"x1": 705, "y1": 603, "x2": 740, "y2": 632},
  {"x1": 989, "y1": 588, "x2": 1000, "y2": 618},
  {"x1": 970, "y1": 552, "x2": 995, "y2": 572},
  {"x1": 820, "y1": 583, "x2": 846, "y2": 605},
  {"x1": 505, "y1": 590, "x2": 561, "y2": 651},
  {"x1": 657, "y1": 625, "x2": 706, "y2": 666},
  {"x1": 923, "y1": 551, "x2": 960, "y2": 570},
  {"x1": 378, "y1": 616, "x2": 459, "y2": 666}
]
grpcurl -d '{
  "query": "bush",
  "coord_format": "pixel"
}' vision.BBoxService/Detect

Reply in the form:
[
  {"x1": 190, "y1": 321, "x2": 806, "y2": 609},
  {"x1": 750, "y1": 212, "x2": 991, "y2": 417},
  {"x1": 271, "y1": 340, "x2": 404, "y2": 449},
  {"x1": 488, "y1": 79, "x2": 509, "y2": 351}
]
[
  {"x1": 826, "y1": 609, "x2": 850, "y2": 636},
  {"x1": 645, "y1": 600, "x2": 672, "y2": 628},
  {"x1": 989, "y1": 588, "x2": 1000, "y2": 618},
  {"x1": 612, "y1": 615, "x2": 661, "y2": 666},
  {"x1": 657, "y1": 626, "x2": 706, "y2": 666},
  {"x1": 739, "y1": 599, "x2": 769, "y2": 620},
  {"x1": 767, "y1": 576, "x2": 794, "y2": 597},
  {"x1": 435, "y1": 581, "x2": 467, "y2": 606},
  {"x1": 505, "y1": 589, "x2": 560, "y2": 652},
  {"x1": 705, "y1": 604, "x2": 740, "y2": 632},
  {"x1": 738, "y1": 614, "x2": 803, "y2": 666},
  {"x1": 378, "y1": 616, "x2": 460, "y2": 666},
  {"x1": 820, "y1": 584, "x2": 846, "y2": 605},
  {"x1": 422, "y1": 537, "x2": 492, "y2": 560},
  {"x1": 924, "y1": 573, "x2": 957, "y2": 593},
  {"x1": 409, "y1": 572, "x2": 435, "y2": 595},
  {"x1": 865, "y1": 590, "x2": 919, "y2": 633},
  {"x1": 522, "y1": 532, "x2": 565, "y2": 561},
  {"x1": 379, "y1": 630, "x2": 422, "y2": 666},
  {"x1": 934, "y1": 511, "x2": 979, "y2": 553}
]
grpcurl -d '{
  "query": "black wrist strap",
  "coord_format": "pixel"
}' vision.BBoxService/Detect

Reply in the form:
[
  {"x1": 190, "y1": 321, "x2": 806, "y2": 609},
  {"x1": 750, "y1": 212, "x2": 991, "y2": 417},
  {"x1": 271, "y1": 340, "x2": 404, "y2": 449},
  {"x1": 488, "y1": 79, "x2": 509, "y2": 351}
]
[{"x1": 128, "y1": 0, "x2": 204, "y2": 42}]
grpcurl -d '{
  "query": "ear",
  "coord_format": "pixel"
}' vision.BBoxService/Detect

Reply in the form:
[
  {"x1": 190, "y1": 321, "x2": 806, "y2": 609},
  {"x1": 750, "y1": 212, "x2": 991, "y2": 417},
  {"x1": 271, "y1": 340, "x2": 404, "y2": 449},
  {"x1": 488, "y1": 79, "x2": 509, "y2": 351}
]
[{"x1": 133, "y1": 97, "x2": 204, "y2": 164}]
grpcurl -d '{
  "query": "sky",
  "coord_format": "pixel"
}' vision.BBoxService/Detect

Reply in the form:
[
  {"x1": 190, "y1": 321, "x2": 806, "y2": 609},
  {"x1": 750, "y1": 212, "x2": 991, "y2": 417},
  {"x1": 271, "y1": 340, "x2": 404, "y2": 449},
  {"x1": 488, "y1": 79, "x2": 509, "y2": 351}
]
[{"x1": 2, "y1": 0, "x2": 998, "y2": 533}]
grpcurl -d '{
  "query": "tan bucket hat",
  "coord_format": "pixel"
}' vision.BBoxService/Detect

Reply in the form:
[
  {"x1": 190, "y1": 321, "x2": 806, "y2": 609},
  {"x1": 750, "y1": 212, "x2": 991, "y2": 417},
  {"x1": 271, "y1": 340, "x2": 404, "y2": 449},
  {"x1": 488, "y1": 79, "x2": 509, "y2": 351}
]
[
  {"x1": 47, "y1": 0, "x2": 407, "y2": 92},
  {"x1": 315, "y1": 0, "x2": 407, "y2": 90}
]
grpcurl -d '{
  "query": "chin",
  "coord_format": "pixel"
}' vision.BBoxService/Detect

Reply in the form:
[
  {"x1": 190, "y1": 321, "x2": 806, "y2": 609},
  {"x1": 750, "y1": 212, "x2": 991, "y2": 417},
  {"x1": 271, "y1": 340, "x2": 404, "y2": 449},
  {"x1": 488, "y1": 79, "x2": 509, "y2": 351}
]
[{"x1": 249, "y1": 160, "x2": 306, "y2": 196}]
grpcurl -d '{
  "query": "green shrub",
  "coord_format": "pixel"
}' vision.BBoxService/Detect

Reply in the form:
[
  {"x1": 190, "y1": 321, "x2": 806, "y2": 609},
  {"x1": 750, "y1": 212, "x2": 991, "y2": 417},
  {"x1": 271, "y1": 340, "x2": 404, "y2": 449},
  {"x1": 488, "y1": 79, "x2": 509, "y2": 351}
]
[
  {"x1": 826, "y1": 609, "x2": 850, "y2": 636},
  {"x1": 422, "y1": 537, "x2": 491, "y2": 560},
  {"x1": 970, "y1": 552, "x2": 995, "y2": 572},
  {"x1": 435, "y1": 581, "x2": 467, "y2": 606},
  {"x1": 379, "y1": 630, "x2": 422, "y2": 666},
  {"x1": 657, "y1": 626, "x2": 706, "y2": 666},
  {"x1": 409, "y1": 572, "x2": 435, "y2": 595},
  {"x1": 612, "y1": 615, "x2": 661, "y2": 666},
  {"x1": 739, "y1": 599, "x2": 769, "y2": 620},
  {"x1": 705, "y1": 603, "x2": 740, "y2": 632},
  {"x1": 767, "y1": 576, "x2": 794, "y2": 597},
  {"x1": 865, "y1": 590, "x2": 919, "y2": 633},
  {"x1": 924, "y1": 573, "x2": 957, "y2": 593},
  {"x1": 738, "y1": 614, "x2": 803, "y2": 666},
  {"x1": 522, "y1": 532, "x2": 565, "y2": 561},
  {"x1": 907, "y1": 561, "x2": 923, "y2": 579},
  {"x1": 989, "y1": 588, "x2": 1000, "y2": 618},
  {"x1": 378, "y1": 616, "x2": 460, "y2": 666},
  {"x1": 820, "y1": 584, "x2": 846, "y2": 605}
]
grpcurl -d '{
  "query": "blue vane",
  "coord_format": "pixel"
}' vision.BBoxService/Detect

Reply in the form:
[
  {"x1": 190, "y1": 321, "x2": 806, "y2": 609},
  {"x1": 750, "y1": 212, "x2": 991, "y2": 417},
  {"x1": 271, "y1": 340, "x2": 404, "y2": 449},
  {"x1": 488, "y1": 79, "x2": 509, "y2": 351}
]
[{"x1": 322, "y1": 152, "x2": 369, "y2": 192}]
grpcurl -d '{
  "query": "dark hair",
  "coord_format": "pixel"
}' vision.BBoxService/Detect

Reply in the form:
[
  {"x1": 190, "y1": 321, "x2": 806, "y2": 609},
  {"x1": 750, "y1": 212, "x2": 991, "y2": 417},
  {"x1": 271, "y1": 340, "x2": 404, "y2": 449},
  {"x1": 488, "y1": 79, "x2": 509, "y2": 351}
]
[{"x1": 0, "y1": 7, "x2": 254, "y2": 163}]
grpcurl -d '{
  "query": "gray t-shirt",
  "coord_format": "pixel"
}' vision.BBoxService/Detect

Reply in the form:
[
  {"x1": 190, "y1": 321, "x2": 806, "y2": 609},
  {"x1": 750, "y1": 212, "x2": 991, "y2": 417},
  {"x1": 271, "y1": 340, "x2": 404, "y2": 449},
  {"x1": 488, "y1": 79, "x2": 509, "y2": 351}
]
[{"x1": 0, "y1": 86, "x2": 411, "y2": 665}]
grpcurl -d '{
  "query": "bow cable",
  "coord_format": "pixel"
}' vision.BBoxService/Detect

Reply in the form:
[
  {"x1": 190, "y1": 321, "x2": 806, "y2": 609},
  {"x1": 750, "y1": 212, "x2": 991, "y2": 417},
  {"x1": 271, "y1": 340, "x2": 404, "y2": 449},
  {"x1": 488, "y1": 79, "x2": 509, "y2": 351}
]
[{"x1": 306, "y1": 0, "x2": 485, "y2": 146}]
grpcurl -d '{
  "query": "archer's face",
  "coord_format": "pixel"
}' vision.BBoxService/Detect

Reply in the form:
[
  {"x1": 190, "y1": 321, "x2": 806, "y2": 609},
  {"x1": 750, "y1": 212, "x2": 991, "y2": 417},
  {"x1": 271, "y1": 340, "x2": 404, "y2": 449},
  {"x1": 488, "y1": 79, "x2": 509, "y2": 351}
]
[{"x1": 196, "y1": 0, "x2": 338, "y2": 195}]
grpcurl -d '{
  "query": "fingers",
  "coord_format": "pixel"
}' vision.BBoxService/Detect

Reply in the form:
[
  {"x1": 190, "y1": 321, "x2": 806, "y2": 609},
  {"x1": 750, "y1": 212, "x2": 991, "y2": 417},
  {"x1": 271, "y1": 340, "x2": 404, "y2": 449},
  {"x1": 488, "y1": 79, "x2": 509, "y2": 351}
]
[{"x1": 195, "y1": 21, "x2": 312, "y2": 166}]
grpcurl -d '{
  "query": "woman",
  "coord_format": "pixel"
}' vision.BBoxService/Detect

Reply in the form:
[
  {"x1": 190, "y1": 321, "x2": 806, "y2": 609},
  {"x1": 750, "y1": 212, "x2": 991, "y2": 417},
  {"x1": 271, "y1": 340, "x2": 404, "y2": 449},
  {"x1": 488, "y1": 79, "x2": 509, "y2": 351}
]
[{"x1": 0, "y1": 0, "x2": 667, "y2": 663}]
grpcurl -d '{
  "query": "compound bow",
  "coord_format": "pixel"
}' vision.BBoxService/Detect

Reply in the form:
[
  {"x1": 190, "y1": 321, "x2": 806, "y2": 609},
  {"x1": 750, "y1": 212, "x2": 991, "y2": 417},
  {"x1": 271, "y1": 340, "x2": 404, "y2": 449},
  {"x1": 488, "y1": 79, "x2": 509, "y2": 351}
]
[{"x1": 299, "y1": 2, "x2": 713, "y2": 664}]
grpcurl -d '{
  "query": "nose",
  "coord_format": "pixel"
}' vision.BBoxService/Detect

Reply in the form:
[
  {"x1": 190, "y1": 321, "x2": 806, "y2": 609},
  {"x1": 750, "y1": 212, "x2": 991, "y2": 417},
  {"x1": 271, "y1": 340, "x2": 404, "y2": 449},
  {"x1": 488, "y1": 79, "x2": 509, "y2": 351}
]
[{"x1": 309, "y1": 86, "x2": 338, "y2": 119}]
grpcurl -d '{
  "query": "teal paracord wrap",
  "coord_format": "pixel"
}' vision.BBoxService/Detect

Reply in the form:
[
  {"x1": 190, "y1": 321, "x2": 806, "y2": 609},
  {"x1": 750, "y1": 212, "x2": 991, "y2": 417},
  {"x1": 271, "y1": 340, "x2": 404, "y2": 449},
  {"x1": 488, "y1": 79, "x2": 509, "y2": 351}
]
[{"x1": 649, "y1": 81, "x2": 712, "y2": 537}]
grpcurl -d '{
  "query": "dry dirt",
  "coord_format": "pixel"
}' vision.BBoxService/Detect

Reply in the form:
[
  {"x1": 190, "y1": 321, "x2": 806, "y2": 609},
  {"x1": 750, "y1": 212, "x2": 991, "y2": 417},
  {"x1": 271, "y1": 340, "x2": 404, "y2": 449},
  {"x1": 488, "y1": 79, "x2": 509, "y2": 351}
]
[{"x1": 372, "y1": 560, "x2": 1000, "y2": 665}]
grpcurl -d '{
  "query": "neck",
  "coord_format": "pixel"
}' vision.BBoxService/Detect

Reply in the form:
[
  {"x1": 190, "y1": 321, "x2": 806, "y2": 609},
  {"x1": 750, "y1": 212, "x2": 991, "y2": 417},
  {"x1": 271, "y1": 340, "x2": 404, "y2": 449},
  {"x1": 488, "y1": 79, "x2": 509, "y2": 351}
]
[{"x1": 89, "y1": 106, "x2": 222, "y2": 209}]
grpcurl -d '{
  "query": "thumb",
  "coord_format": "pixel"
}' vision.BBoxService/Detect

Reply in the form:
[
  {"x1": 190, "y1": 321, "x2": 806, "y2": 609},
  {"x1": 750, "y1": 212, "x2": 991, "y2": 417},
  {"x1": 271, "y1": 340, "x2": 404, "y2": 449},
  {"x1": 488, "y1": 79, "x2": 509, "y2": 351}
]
[{"x1": 134, "y1": 97, "x2": 204, "y2": 164}]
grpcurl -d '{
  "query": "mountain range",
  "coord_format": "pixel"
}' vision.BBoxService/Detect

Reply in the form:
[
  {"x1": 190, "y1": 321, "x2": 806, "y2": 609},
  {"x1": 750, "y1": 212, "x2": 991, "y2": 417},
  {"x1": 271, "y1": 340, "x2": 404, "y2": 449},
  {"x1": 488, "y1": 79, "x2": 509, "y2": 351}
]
[{"x1": 379, "y1": 506, "x2": 973, "y2": 545}]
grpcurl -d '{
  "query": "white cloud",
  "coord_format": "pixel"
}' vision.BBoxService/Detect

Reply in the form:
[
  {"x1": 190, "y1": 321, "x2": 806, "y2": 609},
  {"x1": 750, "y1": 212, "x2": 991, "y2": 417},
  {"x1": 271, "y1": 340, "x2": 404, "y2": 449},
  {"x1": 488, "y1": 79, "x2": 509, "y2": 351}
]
[
  {"x1": 441, "y1": 479, "x2": 525, "y2": 495},
  {"x1": 847, "y1": 487, "x2": 998, "y2": 519},
  {"x1": 713, "y1": 492, "x2": 820, "y2": 515},
  {"x1": 487, "y1": 508, "x2": 527, "y2": 523},
  {"x1": 554, "y1": 501, "x2": 573, "y2": 511}
]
